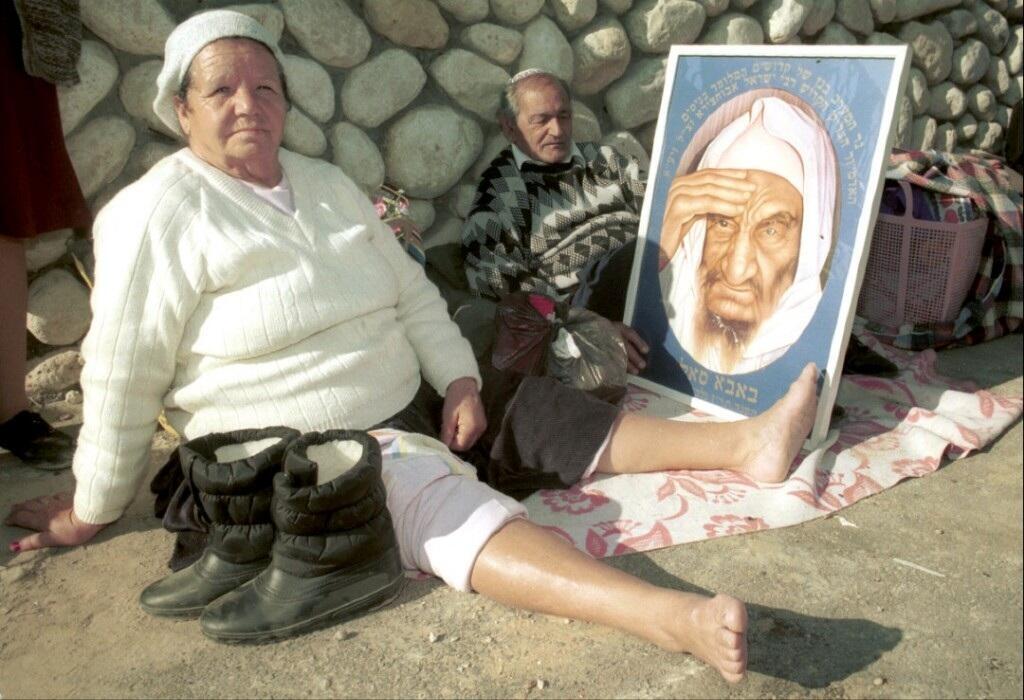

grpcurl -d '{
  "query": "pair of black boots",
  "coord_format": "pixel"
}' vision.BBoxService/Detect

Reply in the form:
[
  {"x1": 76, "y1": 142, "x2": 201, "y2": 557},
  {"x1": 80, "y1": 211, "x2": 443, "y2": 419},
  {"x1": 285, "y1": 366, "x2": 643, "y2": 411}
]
[{"x1": 139, "y1": 428, "x2": 404, "y2": 644}]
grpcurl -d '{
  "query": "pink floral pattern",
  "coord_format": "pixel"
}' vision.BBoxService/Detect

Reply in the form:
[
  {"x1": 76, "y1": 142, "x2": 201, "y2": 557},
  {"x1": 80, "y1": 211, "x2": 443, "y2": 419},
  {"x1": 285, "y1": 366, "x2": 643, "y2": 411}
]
[{"x1": 523, "y1": 334, "x2": 1022, "y2": 558}]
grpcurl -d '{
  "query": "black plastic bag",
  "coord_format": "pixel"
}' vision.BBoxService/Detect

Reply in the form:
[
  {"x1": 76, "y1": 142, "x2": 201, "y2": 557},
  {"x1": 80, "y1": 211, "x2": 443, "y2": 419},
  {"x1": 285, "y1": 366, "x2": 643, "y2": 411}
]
[
  {"x1": 492, "y1": 292, "x2": 558, "y2": 375},
  {"x1": 546, "y1": 306, "x2": 628, "y2": 403}
]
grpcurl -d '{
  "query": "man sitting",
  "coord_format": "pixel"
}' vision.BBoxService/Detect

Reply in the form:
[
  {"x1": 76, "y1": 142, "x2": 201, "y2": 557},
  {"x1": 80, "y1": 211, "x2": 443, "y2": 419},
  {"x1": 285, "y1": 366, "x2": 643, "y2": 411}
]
[{"x1": 461, "y1": 69, "x2": 648, "y2": 371}]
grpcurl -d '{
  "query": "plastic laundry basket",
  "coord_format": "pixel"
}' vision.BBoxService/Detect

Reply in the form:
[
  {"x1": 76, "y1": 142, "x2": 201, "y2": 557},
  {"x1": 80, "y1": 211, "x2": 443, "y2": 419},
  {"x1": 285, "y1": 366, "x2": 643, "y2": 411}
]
[{"x1": 857, "y1": 180, "x2": 988, "y2": 326}]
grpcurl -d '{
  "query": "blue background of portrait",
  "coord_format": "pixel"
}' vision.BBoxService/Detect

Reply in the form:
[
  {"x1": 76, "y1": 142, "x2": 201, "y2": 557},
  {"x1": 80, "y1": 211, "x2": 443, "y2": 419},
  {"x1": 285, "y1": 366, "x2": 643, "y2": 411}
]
[{"x1": 627, "y1": 54, "x2": 901, "y2": 415}]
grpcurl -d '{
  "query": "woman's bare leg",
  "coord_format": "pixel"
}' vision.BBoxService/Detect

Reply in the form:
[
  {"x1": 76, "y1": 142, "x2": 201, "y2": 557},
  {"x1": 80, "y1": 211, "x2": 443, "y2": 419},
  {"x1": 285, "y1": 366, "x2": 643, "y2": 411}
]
[
  {"x1": 0, "y1": 236, "x2": 30, "y2": 423},
  {"x1": 471, "y1": 519, "x2": 748, "y2": 683},
  {"x1": 596, "y1": 363, "x2": 818, "y2": 482}
]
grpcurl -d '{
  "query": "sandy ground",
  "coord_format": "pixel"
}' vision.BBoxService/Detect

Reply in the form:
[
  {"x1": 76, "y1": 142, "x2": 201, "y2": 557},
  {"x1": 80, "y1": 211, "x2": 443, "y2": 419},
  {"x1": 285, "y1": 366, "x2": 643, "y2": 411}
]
[{"x1": 0, "y1": 334, "x2": 1021, "y2": 699}]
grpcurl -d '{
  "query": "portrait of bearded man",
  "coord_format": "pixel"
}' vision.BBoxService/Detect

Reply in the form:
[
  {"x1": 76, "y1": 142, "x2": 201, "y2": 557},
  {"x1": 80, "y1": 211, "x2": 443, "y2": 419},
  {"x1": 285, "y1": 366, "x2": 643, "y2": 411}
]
[{"x1": 658, "y1": 92, "x2": 838, "y2": 375}]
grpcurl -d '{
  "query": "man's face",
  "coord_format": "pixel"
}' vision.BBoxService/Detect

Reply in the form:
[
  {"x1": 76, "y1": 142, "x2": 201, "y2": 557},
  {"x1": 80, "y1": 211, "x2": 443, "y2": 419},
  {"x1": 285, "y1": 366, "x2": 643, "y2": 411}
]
[
  {"x1": 501, "y1": 78, "x2": 573, "y2": 164},
  {"x1": 174, "y1": 38, "x2": 287, "y2": 178},
  {"x1": 699, "y1": 169, "x2": 803, "y2": 339}
]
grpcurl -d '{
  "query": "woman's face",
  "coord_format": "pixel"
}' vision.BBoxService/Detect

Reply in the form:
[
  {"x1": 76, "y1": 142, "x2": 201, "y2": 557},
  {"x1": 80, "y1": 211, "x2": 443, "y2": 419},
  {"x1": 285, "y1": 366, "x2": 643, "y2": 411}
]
[{"x1": 174, "y1": 38, "x2": 286, "y2": 185}]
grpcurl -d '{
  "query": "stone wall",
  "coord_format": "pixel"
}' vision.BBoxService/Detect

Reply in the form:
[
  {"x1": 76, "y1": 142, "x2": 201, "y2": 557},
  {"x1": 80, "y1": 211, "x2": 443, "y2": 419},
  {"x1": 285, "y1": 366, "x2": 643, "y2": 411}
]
[{"x1": 23, "y1": 0, "x2": 1023, "y2": 407}]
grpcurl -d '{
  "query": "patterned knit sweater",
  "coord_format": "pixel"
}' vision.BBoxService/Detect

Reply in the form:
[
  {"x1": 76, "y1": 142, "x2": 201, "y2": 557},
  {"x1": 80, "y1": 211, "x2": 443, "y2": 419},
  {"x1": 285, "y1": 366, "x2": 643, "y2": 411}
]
[
  {"x1": 73, "y1": 148, "x2": 479, "y2": 524},
  {"x1": 461, "y1": 142, "x2": 646, "y2": 300}
]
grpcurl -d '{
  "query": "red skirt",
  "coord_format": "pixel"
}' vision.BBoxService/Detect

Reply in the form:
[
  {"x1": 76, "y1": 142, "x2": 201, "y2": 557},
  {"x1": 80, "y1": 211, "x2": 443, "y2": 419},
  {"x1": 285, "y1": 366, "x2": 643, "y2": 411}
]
[{"x1": 0, "y1": 2, "x2": 91, "y2": 239}]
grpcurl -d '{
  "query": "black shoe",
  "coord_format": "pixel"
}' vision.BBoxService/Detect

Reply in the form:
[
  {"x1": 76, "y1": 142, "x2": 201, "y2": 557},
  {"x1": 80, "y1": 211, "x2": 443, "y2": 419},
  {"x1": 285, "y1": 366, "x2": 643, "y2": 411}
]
[
  {"x1": 138, "y1": 427, "x2": 299, "y2": 618},
  {"x1": 0, "y1": 410, "x2": 75, "y2": 470},
  {"x1": 199, "y1": 430, "x2": 404, "y2": 644}
]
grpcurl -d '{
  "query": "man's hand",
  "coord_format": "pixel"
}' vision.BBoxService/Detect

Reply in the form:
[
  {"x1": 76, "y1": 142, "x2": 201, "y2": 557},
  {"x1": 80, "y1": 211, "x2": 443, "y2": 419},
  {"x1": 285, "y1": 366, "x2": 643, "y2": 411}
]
[
  {"x1": 659, "y1": 168, "x2": 755, "y2": 269},
  {"x1": 441, "y1": 377, "x2": 487, "y2": 452},
  {"x1": 5, "y1": 493, "x2": 107, "y2": 553},
  {"x1": 613, "y1": 322, "x2": 649, "y2": 374}
]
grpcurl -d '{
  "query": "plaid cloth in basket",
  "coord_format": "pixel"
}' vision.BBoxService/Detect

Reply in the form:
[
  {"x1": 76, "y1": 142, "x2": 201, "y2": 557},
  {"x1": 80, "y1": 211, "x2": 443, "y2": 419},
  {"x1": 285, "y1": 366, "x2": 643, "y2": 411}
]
[{"x1": 861, "y1": 148, "x2": 1023, "y2": 350}]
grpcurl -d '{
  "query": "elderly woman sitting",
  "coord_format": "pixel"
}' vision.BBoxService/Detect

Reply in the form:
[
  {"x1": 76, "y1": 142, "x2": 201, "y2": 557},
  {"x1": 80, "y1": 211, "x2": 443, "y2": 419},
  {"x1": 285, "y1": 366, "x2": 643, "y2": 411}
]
[{"x1": 5, "y1": 11, "x2": 822, "y2": 683}]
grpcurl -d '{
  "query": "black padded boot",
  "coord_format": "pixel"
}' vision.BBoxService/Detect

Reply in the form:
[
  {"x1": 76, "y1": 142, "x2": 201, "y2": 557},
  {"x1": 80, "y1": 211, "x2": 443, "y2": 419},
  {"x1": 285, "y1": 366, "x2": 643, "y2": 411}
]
[
  {"x1": 139, "y1": 427, "x2": 299, "y2": 618},
  {"x1": 199, "y1": 430, "x2": 404, "y2": 644}
]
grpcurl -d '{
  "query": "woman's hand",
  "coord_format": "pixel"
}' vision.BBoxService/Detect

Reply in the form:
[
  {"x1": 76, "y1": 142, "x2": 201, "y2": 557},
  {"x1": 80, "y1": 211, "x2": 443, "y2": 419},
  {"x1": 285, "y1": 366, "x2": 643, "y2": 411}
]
[
  {"x1": 5, "y1": 493, "x2": 107, "y2": 553},
  {"x1": 441, "y1": 377, "x2": 487, "y2": 452},
  {"x1": 659, "y1": 168, "x2": 756, "y2": 270}
]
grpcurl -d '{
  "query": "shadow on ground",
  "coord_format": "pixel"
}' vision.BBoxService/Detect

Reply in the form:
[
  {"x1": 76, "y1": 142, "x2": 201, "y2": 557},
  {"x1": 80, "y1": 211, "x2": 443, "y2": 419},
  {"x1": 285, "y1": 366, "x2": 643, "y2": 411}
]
[{"x1": 612, "y1": 553, "x2": 902, "y2": 689}]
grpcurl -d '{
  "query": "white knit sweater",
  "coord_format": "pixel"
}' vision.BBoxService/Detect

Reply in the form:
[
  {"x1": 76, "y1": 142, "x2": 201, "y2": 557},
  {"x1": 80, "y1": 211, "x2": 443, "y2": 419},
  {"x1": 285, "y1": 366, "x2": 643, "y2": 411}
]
[{"x1": 72, "y1": 148, "x2": 480, "y2": 524}]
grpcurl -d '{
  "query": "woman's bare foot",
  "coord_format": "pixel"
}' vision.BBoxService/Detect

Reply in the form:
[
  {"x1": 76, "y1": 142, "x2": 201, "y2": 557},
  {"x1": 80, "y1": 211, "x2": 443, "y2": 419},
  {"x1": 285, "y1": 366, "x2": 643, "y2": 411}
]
[
  {"x1": 653, "y1": 591, "x2": 748, "y2": 683},
  {"x1": 740, "y1": 363, "x2": 818, "y2": 482}
]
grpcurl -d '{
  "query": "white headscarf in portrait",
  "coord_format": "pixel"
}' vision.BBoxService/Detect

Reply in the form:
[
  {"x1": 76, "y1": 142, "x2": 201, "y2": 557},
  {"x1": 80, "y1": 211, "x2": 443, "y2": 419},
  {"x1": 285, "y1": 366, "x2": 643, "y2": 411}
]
[
  {"x1": 660, "y1": 96, "x2": 837, "y2": 374},
  {"x1": 152, "y1": 9, "x2": 287, "y2": 138}
]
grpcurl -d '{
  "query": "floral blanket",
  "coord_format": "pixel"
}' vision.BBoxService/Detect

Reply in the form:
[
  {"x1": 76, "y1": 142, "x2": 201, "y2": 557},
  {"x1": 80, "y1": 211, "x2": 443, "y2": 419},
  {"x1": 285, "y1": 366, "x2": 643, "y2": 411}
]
[{"x1": 523, "y1": 335, "x2": 1022, "y2": 558}]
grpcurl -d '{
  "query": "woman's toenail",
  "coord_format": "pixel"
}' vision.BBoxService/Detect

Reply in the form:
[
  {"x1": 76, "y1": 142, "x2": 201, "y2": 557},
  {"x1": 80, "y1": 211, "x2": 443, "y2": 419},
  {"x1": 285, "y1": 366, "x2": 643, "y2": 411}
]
[{"x1": 10, "y1": 541, "x2": 21, "y2": 552}]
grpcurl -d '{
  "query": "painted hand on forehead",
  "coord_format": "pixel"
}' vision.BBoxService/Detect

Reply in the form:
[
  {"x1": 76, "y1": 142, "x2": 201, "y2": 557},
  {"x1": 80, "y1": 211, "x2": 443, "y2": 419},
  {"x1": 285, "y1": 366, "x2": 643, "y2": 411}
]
[
  {"x1": 658, "y1": 168, "x2": 756, "y2": 270},
  {"x1": 698, "y1": 169, "x2": 803, "y2": 329}
]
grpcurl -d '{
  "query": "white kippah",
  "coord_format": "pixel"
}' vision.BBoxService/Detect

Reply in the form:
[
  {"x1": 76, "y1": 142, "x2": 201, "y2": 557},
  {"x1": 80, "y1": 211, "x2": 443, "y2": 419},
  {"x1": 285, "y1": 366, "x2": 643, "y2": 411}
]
[{"x1": 153, "y1": 9, "x2": 286, "y2": 137}]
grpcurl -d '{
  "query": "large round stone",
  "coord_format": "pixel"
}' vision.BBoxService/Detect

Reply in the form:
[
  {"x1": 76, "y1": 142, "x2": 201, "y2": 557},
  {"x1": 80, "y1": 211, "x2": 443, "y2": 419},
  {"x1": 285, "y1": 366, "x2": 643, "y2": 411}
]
[
  {"x1": 864, "y1": 31, "x2": 901, "y2": 45},
  {"x1": 430, "y1": 49, "x2": 510, "y2": 119},
  {"x1": 132, "y1": 142, "x2": 178, "y2": 175},
  {"x1": 894, "y1": 94, "x2": 914, "y2": 148},
  {"x1": 971, "y1": 2, "x2": 1009, "y2": 54},
  {"x1": 446, "y1": 184, "x2": 478, "y2": 219},
  {"x1": 985, "y1": 57, "x2": 1011, "y2": 95},
  {"x1": 894, "y1": 0, "x2": 962, "y2": 23},
  {"x1": 602, "y1": 130, "x2": 650, "y2": 170},
  {"x1": 1000, "y1": 76, "x2": 1023, "y2": 107},
  {"x1": 461, "y1": 24, "x2": 523, "y2": 65},
  {"x1": 119, "y1": 60, "x2": 175, "y2": 137},
  {"x1": 365, "y1": 0, "x2": 449, "y2": 49},
  {"x1": 330, "y1": 123, "x2": 385, "y2": 192},
  {"x1": 384, "y1": 107, "x2": 483, "y2": 199},
  {"x1": 224, "y1": 3, "x2": 285, "y2": 42},
  {"x1": 815, "y1": 22, "x2": 857, "y2": 44},
  {"x1": 696, "y1": 0, "x2": 729, "y2": 17},
  {"x1": 572, "y1": 100, "x2": 602, "y2": 142},
  {"x1": 910, "y1": 115, "x2": 937, "y2": 150},
  {"x1": 927, "y1": 82, "x2": 966, "y2": 120},
  {"x1": 470, "y1": 133, "x2": 512, "y2": 181},
  {"x1": 491, "y1": 0, "x2": 545, "y2": 25},
  {"x1": 966, "y1": 84, "x2": 997, "y2": 120},
  {"x1": 950, "y1": 39, "x2": 991, "y2": 86},
  {"x1": 933, "y1": 122, "x2": 957, "y2": 152},
  {"x1": 605, "y1": 57, "x2": 666, "y2": 129},
  {"x1": 955, "y1": 112, "x2": 978, "y2": 140},
  {"x1": 80, "y1": 0, "x2": 174, "y2": 56},
  {"x1": 57, "y1": 41, "x2": 117, "y2": 136},
  {"x1": 518, "y1": 16, "x2": 574, "y2": 83},
  {"x1": 67, "y1": 117, "x2": 135, "y2": 199},
  {"x1": 438, "y1": 0, "x2": 490, "y2": 23},
  {"x1": 283, "y1": 54, "x2": 335, "y2": 123},
  {"x1": 899, "y1": 21, "x2": 954, "y2": 84},
  {"x1": 25, "y1": 229, "x2": 72, "y2": 274},
  {"x1": 625, "y1": 0, "x2": 706, "y2": 52},
  {"x1": 283, "y1": 109, "x2": 327, "y2": 157},
  {"x1": 800, "y1": 0, "x2": 834, "y2": 35},
  {"x1": 25, "y1": 349, "x2": 85, "y2": 400},
  {"x1": 572, "y1": 17, "x2": 632, "y2": 95},
  {"x1": 27, "y1": 270, "x2": 92, "y2": 346},
  {"x1": 600, "y1": 0, "x2": 634, "y2": 12},
  {"x1": 700, "y1": 12, "x2": 764, "y2": 44},
  {"x1": 974, "y1": 121, "x2": 1003, "y2": 152},
  {"x1": 280, "y1": 0, "x2": 371, "y2": 68},
  {"x1": 340, "y1": 49, "x2": 427, "y2": 128},
  {"x1": 835, "y1": 0, "x2": 873, "y2": 35},
  {"x1": 936, "y1": 9, "x2": 977, "y2": 39},
  {"x1": 550, "y1": 0, "x2": 599, "y2": 32},
  {"x1": 1004, "y1": 25, "x2": 1022, "y2": 75},
  {"x1": 406, "y1": 199, "x2": 437, "y2": 232},
  {"x1": 907, "y1": 67, "x2": 930, "y2": 114},
  {"x1": 424, "y1": 214, "x2": 465, "y2": 249},
  {"x1": 754, "y1": 0, "x2": 812, "y2": 43},
  {"x1": 868, "y1": 0, "x2": 895, "y2": 24}
]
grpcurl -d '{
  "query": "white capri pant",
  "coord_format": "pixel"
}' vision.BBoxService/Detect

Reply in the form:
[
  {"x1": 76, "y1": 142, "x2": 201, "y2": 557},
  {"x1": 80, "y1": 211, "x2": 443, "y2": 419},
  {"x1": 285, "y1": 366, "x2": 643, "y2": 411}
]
[{"x1": 374, "y1": 431, "x2": 527, "y2": 592}]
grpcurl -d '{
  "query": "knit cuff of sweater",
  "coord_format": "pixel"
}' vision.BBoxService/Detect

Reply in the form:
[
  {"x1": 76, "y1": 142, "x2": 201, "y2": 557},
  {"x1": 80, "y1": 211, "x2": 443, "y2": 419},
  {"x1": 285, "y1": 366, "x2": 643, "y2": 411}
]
[{"x1": 72, "y1": 494, "x2": 127, "y2": 526}]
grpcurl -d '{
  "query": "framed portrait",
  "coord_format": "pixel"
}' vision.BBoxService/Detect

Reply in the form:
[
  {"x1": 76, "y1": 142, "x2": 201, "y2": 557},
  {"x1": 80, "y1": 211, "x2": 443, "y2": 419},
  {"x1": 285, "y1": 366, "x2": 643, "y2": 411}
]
[{"x1": 623, "y1": 45, "x2": 910, "y2": 446}]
